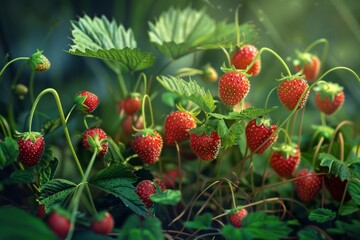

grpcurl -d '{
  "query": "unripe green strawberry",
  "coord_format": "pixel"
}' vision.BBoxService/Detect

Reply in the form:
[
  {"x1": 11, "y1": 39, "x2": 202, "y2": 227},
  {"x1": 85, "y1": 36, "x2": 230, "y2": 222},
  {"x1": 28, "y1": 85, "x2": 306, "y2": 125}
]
[
  {"x1": 82, "y1": 128, "x2": 108, "y2": 157},
  {"x1": 245, "y1": 117, "x2": 277, "y2": 154},
  {"x1": 133, "y1": 129, "x2": 163, "y2": 165},
  {"x1": 75, "y1": 91, "x2": 99, "y2": 114},
  {"x1": 231, "y1": 45, "x2": 261, "y2": 76},
  {"x1": 47, "y1": 209, "x2": 71, "y2": 239},
  {"x1": 295, "y1": 169, "x2": 322, "y2": 202},
  {"x1": 293, "y1": 52, "x2": 320, "y2": 82},
  {"x1": 277, "y1": 77, "x2": 309, "y2": 110},
  {"x1": 91, "y1": 211, "x2": 115, "y2": 235},
  {"x1": 28, "y1": 50, "x2": 51, "y2": 72},
  {"x1": 13, "y1": 84, "x2": 28, "y2": 99},
  {"x1": 164, "y1": 111, "x2": 196, "y2": 145},
  {"x1": 314, "y1": 81, "x2": 344, "y2": 115},
  {"x1": 229, "y1": 208, "x2": 248, "y2": 228},
  {"x1": 17, "y1": 132, "x2": 45, "y2": 168},
  {"x1": 189, "y1": 131, "x2": 221, "y2": 161},
  {"x1": 202, "y1": 64, "x2": 218, "y2": 82},
  {"x1": 218, "y1": 71, "x2": 250, "y2": 106},
  {"x1": 270, "y1": 143, "x2": 300, "y2": 178},
  {"x1": 135, "y1": 179, "x2": 166, "y2": 208}
]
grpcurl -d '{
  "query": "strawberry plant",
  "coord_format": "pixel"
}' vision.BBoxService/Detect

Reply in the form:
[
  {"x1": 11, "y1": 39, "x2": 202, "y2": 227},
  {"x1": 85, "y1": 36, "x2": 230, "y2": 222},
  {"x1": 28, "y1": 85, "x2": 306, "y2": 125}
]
[{"x1": 0, "y1": 3, "x2": 359, "y2": 240}]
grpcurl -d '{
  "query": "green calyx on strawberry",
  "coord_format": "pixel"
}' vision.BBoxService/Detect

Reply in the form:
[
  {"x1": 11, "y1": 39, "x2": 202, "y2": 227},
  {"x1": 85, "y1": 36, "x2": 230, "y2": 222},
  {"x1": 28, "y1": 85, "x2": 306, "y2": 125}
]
[
  {"x1": 133, "y1": 128, "x2": 163, "y2": 165},
  {"x1": 189, "y1": 125, "x2": 221, "y2": 161},
  {"x1": 28, "y1": 50, "x2": 51, "y2": 72},
  {"x1": 16, "y1": 131, "x2": 45, "y2": 168},
  {"x1": 270, "y1": 143, "x2": 300, "y2": 178},
  {"x1": 277, "y1": 74, "x2": 309, "y2": 110},
  {"x1": 75, "y1": 91, "x2": 100, "y2": 114},
  {"x1": 82, "y1": 128, "x2": 108, "y2": 157},
  {"x1": 164, "y1": 110, "x2": 197, "y2": 145},
  {"x1": 313, "y1": 81, "x2": 345, "y2": 115},
  {"x1": 91, "y1": 211, "x2": 115, "y2": 235},
  {"x1": 293, "y1": 51, "x2": 320, "y2": 82}
]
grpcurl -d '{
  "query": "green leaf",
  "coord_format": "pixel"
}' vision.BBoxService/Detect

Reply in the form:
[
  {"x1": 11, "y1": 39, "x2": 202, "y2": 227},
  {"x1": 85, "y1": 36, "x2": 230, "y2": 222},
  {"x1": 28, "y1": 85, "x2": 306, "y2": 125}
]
[
  {"x1": 221, "y1": 121, "x2": 245, "y2": 149},
  {"x1": 103, "y1": 138, "x2": 125, "y2": 165},
  {"x1": 73, "y1": 231, "x2": 113, "y2": 240},
  {"x1": 221, "y1": 224, "x2": 253, "y2": 239},
  {"x1": 0, "y1": 207, "x2": 57, "y2": 240},
  {"x1": 68, "y1": 14, "x2": 155, "y2": 71},
  {"x1": 298, "y1": 227, "x2": 326, "y2": 240},
  {"x1": 38, "y1": 158, "x2": 59, "y2": 186},
  {"x1": 309, "y1": 208, "x2": 336, "y2": 223},
  {"x1": 39, "y1": 178, "x2": 77, "y2": 209},
  {"x1": 348, "y1": 179, "x2": 360, "y2": 205},
  {"x1": 117, "y1": 215, "x2": 164, "y2": 240},
  {"x1": 348, "y1": 158, "x2": 360, "y2": 179},
  {"x1": 89, "y1": 164, "x2": 147, "y2": 217},
  {"x1": 217, "y1": 119, "x2": 228, "y2": 138},
  {"x1": 209, "y1": 106, "x2": 278, "y2": 121},
  {"x1": 328, "y1": 220, "x2": 360, "y2": 238},
  {"x1": 150, "y1": 189, "x2": 181, "y2": 205},
  {"x1": 0, "y1": 137, "x2": 18, "y2": 169},
  {"x1": 157, "y1": 75, "x2": 215, "y2": 112},
  {"x1": 184, "y1": 213, "x2": 213, "y2": 230},
  {"x1": 319, "y1": 153, "x2": 351, "y2": 181},
  {"x1": 339, "y1": 201, "x2": 359, "y2": 216},
  {"x1": 3, "y1": 169, "x2": 35, "y2": 185}
]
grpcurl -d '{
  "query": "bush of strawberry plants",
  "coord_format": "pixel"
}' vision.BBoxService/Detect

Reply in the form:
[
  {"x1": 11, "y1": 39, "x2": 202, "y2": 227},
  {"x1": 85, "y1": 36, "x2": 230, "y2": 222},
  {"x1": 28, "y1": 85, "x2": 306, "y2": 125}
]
[{"x1": 0, "y1": 2, "x2": 360, "y2": 240}]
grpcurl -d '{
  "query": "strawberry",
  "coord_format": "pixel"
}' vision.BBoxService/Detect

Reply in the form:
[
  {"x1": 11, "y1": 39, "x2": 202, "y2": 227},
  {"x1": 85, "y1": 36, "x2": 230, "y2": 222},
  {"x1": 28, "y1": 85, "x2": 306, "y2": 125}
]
[
  {"x1": 122, "y1": 115, "x2": 144, "y2": 136},
  {"x1": 270, "y1": 143, "x2": 300, "y2": 178},
  {"x1": 218, "y1": 71, "x2": 250, "y2": 106},
  {"x1": 28, "y1": 50, "x2": 51, "y2": 72},
  {"x1": 124, "y1": 95, "x2": 141, "y2": 116},
  {"x1": 91, "y1": 211, "x2": 114, "y2": 235},
  {"x1": 82, "y1": 128, "x2": 108, "y2": 157},
  {"x1": 229, "y1": 208, "x2": 248, "y2": 228},
  {"x1": 293, "y1": 52, "x2": 320, "y2": 82},
  {"x1": 133, "y1": 129, "x2": 163, "y2": 165},
  {"x1": 47, "y1": 209, "x2": 71, "y2": 239},
  {"x1": 231, "y1": 44, "x2": 261, "y2": 76},
  {"x1": 277, "y1": 77, "x2": 309, "y2": 110},
  {"x1": 324, "y1": 174, "x2": 351, "y2": 202},
  {"x1": 189, "y1": 130, "x2": 221, "y2": 161},
  {"x1": 164, "y1": 111, "x2": 196, "y2": 145},
  {"x1": 135, "y1": 179, "x2": 166, "y2": 208},
  {"x1": 202, "y1": 64, "x2": 218, "y2": 82},
  {"x1": 245, "y1": 117, "x2": 277, "y2": 154},
  {"x1": 37, "y1": 204, "x2": 46, "y2": 218},
  {"x1": 314, "y1": 81, "x2": 344, "y2": 115},
  {"x1": 295, "y1": 169, "x2": 322, "y2": 202},
  {"x1": 161, "y1": 168, "x2": 180, "y2": 189},
  {"x1": 75, "y1": 91, "x2": 99, "y2": 114},
  {"x1": 17, "y1": 132, "x2": 45, "y2": 168}
]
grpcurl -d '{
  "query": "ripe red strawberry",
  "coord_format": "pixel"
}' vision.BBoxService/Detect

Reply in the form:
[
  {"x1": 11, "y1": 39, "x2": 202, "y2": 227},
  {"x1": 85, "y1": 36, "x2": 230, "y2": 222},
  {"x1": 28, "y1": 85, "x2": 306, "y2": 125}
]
[
  {"x1": 270, "y1": 143, "x2": 300, "y2": 178},
  {"x1": 133, "y1": 129, "x2": 163, "y2": 165},
  {"x1": 37, "y1": 204, "x2": 46, "y2": 218},
  {"x1": 189, "y1": 130, "x2": 221, "y2": 161},
  {"x1": 47, "y1": 209, "x2": 71, "y2": 239},
  {"x1": 229, "y1": 208, "x2": 248, "y2": 228},
  {"x1": 245, "y1": 117, "x2": 277, "y2": 154},
  {"x1": 314, "y1": 81, "x2": 344, "y2": 115},
  {"x1": 218, "y1": 71, "x2": 250, "y2": 106},
  {"x1": 75, "y1": 91, "x2": 99, "y2": 114},
  {"x1": 231, "y1": 44, "x2": 261, "y2": 76},
  {"x1": 324, "y1": 174, "x2": 351, "y2": 202},
  {"x1": 277, "y1": 77, "x2": 309, "y2": 110},
  {"x1": 164, "y1": 111, "x2": 196, "y2": 145},
  {"x1": 294, "y1": 53, "x2": 320, "y2": 82},
  {"x1": 82, "y1": 128, "x2": 108, "y2": 157},
  {"x1": 295, "y1": 169, "x2": 322, "y2": 202},
  {"x1": 135, "y1": 179, "x2": 166, "y2": 208},
  {"x1": 91, "y1": 211, "x2": 115, "y2": 235},
  {"x1": 122, "y1": 115, "x2": 144, "y2": 136},
  {"x1": 124, "y1": 96, "x2": 141, "y2": 116},
  {"x1": 17, "y1": 132, "x2": 45, "y2": 168}
]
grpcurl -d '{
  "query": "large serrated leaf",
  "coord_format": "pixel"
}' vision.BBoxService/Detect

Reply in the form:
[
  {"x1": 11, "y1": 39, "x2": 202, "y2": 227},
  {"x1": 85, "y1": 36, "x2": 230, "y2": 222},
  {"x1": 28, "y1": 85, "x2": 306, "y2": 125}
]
[
  {"x1": 89, "y1": 164, "x2": 147, "y2": 217},
  {"x1": 319, "y1": 153, "x2": 352, "y2": 181},
  {"x1": 3, "y1": 169, "x2": 35, "y2": 185},
  {"x1": 118, "y1": 215, "x2": 164, "y2": 240},
  {"x1": 39, "y1": 178, "x2": 77, "y2": 209},
  {"x1": 210, "y1": 106, "x2": 278, "y2": 120},
  {"x1": 309, "y1": 208, "x2": 336, "y2": 223},
  {"x1": 157, "y1": 75, "x2": 216, "y2": 112}
]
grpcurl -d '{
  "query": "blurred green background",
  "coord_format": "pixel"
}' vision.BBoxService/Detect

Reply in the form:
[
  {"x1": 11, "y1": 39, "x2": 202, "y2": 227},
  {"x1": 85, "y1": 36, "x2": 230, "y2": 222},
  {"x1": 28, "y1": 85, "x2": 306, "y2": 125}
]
[{"x1": 0, "y1": 0, "x2": 359, "y2": 139}]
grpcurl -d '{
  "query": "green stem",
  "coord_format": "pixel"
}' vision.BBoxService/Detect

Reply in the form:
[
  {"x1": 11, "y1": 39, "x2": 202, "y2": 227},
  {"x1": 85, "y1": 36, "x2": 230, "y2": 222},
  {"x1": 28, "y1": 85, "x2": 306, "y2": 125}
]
[
  {"x1": 133, "y1": 72, "x2": 148, "y2": 96},
  {"x1": 226, "y1": 179, "x2": 237, "y2": 209},
  {"x1": 29, "y1": 72, "x2": 35, "y2": 104},
  {"x1": 0, "y1": 115, "x2": 12, "y2": 138},
  {"x1": 235, "y1": 4, "x2": 241, "y2": 46},
  {"x1": 264, "y1": 86, "x2": 278, "y2": 109},
  {"x1": 140, "y1": 95, "x2": 154, "y2": 129},
  {"x1": 320, "y1": 112, "x2": 327, "y2": 126},
  {"x1": 0, "y1": 57, "x2": 29, "y2": 80},
  {"x1": 65, "y1": 105, "x2": 76, "y2": 123}
]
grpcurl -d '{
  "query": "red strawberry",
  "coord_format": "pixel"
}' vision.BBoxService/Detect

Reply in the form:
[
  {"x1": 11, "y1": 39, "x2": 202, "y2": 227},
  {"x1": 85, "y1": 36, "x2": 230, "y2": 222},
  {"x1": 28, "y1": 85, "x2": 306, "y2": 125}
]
[
  {"x1": 270, "y1": 143, "x2": 300, "y2": 178},
  {"x1": 37, "y1": 204, "x2": 46, "y2": 218},
  {"x1": 295, "y1": 169, "x2": 322, "y2": 202},
  {"x1": 135, "y1": 179, "x2": 166, "y2": 208},
  {"x1": 294, "y1": 53, "x2": 320, "y2": 82},
  {"x1": 82, "y1": 128, "x2": 108, "y2": 157},
  {"x1": 133, "y1": 129, "x2": 163, "y2": 165},
  {"x1": 189, "y1": 130, "x2": 221, "y2": 161},
  {"x1": 75, "y1": 91, "x2": 99, "y2": 114},
  {"x1": 231, "y1": 45, "x2": 261, "y2": 76},
  {"x1": 91, "y1": 211, "x2": 114, "y2": 235},
  {"x1": 124, "y1": 95, "x2": 141, "y2": 116},
  {"x1": 277, "y1": 77, "x2": 309, "y2": 110},
  {"x1": 229, "y1": 208, "x2": 248, "y2": 228},
  {"x1": 314, "y1": 81, "x2": 344, "y2": 115},
  {"x1": 47, "y1": 209, "x2": 71, "y2": 239},
  {"x1": 245, "y1": 117, "x2": 277, "y2": 154},
  {"x1": 324, "y1": 174, "x2": 351, "y2": 202},
  {"x1": 218, "y1": 71, "x2": 250, "y2": 106},
  {"x1": 122, "y1": 115, "x2": 144, "y2": 136},
  {"x1": 161, "y1": 168, "x2": 180, "y2": 189},
  {"x1": 164, "y1": 111, "x2": 196, "y2": 145},
  {"x1": 17, "y1": 132, "x2": 45, "y2": 168}
]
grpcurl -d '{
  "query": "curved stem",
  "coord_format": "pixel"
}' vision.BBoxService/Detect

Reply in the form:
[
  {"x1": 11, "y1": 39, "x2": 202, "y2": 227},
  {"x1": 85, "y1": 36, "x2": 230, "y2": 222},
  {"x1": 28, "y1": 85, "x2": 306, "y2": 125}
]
[
  {"x1": 317, "y1": 66, "x2": 359, "y2": 84},
  {"x1": 264, "y1": 86, "x2": 278, "y2": 109},
  {"x1": 133, "y1": 72, "x2": 147, "y2": 96},
  {"x1": 0, "y1": 57, "x2": 29, "y2": 80},
  {"x1": 29, "y1": 72, "x2": 36, "y2": 104},
  {"x1": 140, "y1": 95, "x2": 154, "y2": 129},
  {"x1": 218, "y1": 45, "x2": 232, "y2": 67},
  {"x1": 225, "y1": 179, "x2": 237, "y2": 209},
  {"x1": 65, "y1": 105, "x2": 76, "y2": 123}
]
